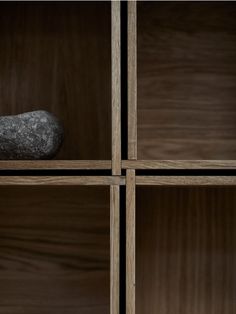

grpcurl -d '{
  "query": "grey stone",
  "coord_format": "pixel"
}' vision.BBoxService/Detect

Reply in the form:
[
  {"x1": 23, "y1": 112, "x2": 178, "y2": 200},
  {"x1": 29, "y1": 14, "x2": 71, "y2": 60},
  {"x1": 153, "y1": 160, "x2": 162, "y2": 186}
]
[{"x1": 0, "y1": 110, "x2": 64, "y2": 159}]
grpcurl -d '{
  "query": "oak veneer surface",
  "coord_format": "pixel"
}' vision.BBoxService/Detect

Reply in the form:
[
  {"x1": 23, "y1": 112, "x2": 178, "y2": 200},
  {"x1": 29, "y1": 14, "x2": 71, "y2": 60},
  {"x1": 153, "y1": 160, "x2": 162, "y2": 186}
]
[
  {"x1": 112, "y1": 1, "x2": 121, "y2": 175},
  {"x1": 0, "y1": 186, "x2": 110, "y2": 314},
  {"x1": 0, "y1": 2, "x2": 111, "y2": 160},
  {"x1": 128, "y1": 1, "x2": 137, "y2": 160},
  {"x1": 138, "y1": 2, "x2": 236, "y2": 159},
  {"x1": 136, "y1": 186, "x2": 236, "y2": 314},
  {"x1": 126, "y1": 169, "x2": 136, "y2": 314}
]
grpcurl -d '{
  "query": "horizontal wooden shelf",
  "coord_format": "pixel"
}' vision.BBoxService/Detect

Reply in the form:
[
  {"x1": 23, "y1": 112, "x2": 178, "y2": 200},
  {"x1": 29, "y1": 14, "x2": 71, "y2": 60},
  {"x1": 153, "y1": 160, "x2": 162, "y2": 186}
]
[
  {"x1": 0, "y1": 176, "x2": 125, "y2": 186},
  {"x1": 0, "y1": 160, "x2": 112, "y2": 170},
  {"x1": 136, "y1": 176, "x2": 236, "y2": 186},
  {"x1": 0, "y1": 160, "x2": 235, "y2": 171},
  {"x1": 122, "y1": 160, "x2": 236, "y2": 170}
]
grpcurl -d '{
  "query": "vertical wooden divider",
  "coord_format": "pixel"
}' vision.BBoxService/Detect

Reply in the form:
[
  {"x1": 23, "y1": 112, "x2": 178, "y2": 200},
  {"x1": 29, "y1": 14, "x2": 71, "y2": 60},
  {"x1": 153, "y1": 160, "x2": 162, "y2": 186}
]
[
  {"x1": 127, "y1": 2, "x2": 137, "y2": 313},
  {"x1": 112, "y1": 0, "x2": 121, "y2": 175},
  {"x1": 126, "y1": 169, "x2": 136, "y2": 314},
  {"x1": 110, "y1": 185, "x2": 120, "y2": 314},
  {"x1": 111, "y1": 2, "x2": 121, "y2": 313},
  {"x1": 128, "y1": 1, "x2": 137, "y2": 160}
]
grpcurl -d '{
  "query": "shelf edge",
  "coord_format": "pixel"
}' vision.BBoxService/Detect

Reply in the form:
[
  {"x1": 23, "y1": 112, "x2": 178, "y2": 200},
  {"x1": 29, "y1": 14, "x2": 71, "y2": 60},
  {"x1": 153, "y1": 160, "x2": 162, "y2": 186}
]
[
  {"x1": 0, "y1": 176, "x2": 125, "y2": 186},
  {"x1": 122, "y1": 160, "x2": 236, "y2": 169}
]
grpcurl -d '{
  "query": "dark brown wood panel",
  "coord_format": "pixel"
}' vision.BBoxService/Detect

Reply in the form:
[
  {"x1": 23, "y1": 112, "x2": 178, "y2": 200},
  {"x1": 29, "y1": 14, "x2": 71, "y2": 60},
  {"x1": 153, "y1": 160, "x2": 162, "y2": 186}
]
[
  {"x1": 136, "y1": 186, "x2": 236, "y2": 314},
  {"x1": 138, "y1": 2, "x2": 236, "y2": 159},
  {"x1": 0, "y1": 186, "x2": 110, "y2": 314},
  {"x1": 0, "y1": 2, "x2": 111, "y2": 160}
]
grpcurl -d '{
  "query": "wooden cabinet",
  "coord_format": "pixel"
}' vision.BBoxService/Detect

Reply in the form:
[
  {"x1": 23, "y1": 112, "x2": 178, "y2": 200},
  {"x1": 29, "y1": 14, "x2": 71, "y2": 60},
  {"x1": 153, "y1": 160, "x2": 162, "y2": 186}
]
[{"x1": 0, "y1": 2, "x2": 236, "y2": 314}]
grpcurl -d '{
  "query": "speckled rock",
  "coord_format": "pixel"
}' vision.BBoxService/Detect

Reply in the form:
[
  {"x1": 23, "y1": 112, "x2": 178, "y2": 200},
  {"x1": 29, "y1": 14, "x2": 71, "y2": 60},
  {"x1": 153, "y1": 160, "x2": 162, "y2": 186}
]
[{"x1": 0, "y1": 110, "x2": 64, "y2": 159}]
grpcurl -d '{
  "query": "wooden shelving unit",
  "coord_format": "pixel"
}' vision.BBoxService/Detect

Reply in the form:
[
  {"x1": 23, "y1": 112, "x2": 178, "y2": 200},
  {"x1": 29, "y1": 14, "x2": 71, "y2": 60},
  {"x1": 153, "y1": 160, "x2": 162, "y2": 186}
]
[
  {"x1": 0, "y1": 2, "x2": 119, "y2": 314},
  {"x1": 126, "y1": 2, "x2": 236, "y2": 314},
  {"x1": 0, "y1": 1, "x2": 236, "y2": 314}
]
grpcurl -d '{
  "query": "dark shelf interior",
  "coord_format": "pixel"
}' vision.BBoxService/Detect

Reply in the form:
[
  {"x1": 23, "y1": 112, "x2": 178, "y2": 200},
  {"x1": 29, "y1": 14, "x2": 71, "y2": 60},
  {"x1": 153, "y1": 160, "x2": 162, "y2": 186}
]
[
  {"x1": 136, "y1": 186, "x2": 236, "y2": 314},
  {"x1": 0, "y1": 185, "x2": 110, "y2": 314},
  {"x1": 138, "y1": 2, "x2": 236, "y2": 160},
  {"x1": 0, "y1": 2, "x2": 111, "y2": 160}
]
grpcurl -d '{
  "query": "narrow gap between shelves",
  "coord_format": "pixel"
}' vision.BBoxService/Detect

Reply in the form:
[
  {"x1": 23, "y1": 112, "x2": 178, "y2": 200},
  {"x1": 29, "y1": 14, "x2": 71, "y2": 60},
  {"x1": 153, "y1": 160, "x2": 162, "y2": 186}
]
[
  {"x1": 136, "y1": 169, "x2": 236, "y2": 176},
  {"x1": 0, "y1": 169, "x2": 112, "y2": 176},
  {"x1": 120, "y1": 185, "x2": 126, "y2": 314}
]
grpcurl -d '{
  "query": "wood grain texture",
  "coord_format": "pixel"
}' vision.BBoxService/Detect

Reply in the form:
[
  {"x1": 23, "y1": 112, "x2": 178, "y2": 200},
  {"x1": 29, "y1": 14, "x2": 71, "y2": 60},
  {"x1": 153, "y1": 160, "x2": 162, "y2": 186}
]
[
  {"x1": 0, "y1": 176, "x2": 125, "y2": 186},
  {"x1": 126, "y1": 169, "x2": 136, "y2": 314},
  {"x1": 0, "y1": 306, "x2": 108, "y2": 314},
  {"x1": 110, "y1": 185, "x2": 120, "y2": 314},
  {"x1": 138, "y1": 2, "x2": 236, "y2": 160},
  {"x1": 0, "y1": 160, "x2": 112, "y2": 170},
  {"x1": 128, "y1": 1, "x2": 137, "y2": 160},
  {"x1": 136, "y1": 176, "x2": 236, "y2": 186},
  {"x1": 122, "y1": 160, "x2": 236, "y2": 169},
  {"x1": 136, "y1": 186, "x2": 236, "y2": 314},
  {"x1": 112, "y1": 1, "x2": 121, "y2": 175},
  {"x1": 4, "y1": 159, "x2": 236, "y2": 171},
  {"x1": 0, "y1": 2, "x2": 111, "y2": 160},
  {"x1": 0, "y1": 186, "x2": 110, "y2": 314}
]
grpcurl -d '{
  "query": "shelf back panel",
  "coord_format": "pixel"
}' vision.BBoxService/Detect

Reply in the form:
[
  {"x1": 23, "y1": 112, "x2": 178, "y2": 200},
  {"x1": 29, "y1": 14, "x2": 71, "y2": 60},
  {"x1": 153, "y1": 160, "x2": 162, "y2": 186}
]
[
  {"x1": 136, "y1": 186, "x2": 236, "y2": 314},
  {"x1": 0, "y1": 186, "x2": 110, "y2": 314},
  {"x1": 137, "y1": 2, "x2": 236, "y2": 159}
]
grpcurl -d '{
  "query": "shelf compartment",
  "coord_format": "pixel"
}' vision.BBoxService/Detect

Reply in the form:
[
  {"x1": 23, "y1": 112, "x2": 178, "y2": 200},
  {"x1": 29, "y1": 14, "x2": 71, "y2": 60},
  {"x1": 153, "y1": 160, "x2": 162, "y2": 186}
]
[
  {"x1": 0, "y1": 185, "x2": 110, "y2": 314},
  {"x1": 136, "y1": 185, "x2": 236, "y2": 314},
  {"x1": 137, "y1": 2, "x2": 236, "y2": 160},
  {"x1": 0, "y1": 2, "x2": 111, "y2": 160}
]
